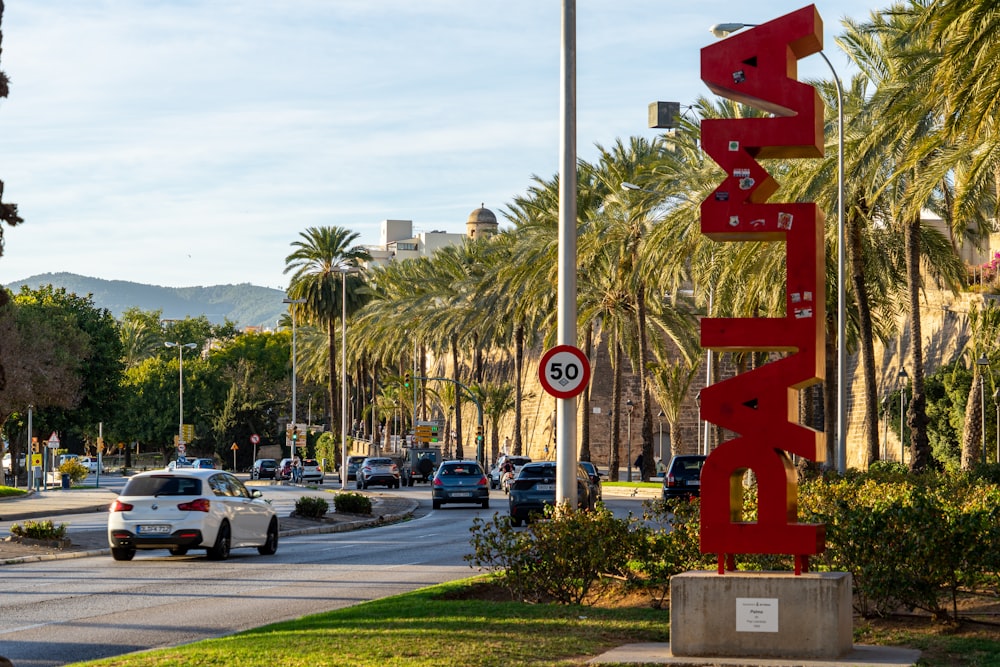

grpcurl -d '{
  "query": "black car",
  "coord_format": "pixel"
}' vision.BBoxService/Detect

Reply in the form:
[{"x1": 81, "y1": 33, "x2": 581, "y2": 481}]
[
  {"x1": 661, "y1": 455, "x2": 707, "y2": 500},
  {"x1": 250, "y1": 458, "x2": 277, "y2": 480},
  {"x1": 578, "y1": 460, "x2": 603, "y2": 502},
  {"x1": 508, "y1": 461, "x2": 595, "y2": 527}
]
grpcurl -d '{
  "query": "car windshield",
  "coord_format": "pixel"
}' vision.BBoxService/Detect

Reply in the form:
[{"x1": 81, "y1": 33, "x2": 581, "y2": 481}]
[
  {"x1": 123, "y1": 475, "x2": 202, "y2": 496},
  {"x1": 439, "y1": 463, "x2": 482, "y2": 476}
]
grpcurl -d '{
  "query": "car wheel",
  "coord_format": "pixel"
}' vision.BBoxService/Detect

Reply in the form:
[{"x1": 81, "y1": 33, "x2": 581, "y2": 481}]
[
  {"x1": 258, "y1": 518, "x2": 279, "y2": 555},
  {"x1": 206, "y1": 522, "x2": 231, "y2": 561},
  {"x1": 394, "y1": 480, "x2": 400, "y2": 489},
  {"x1": 111, "y1": 547, "x2": 136, "y2": 561},
  {"x1": 432, "y1": 499, "x2": 441, "y2": 509},
  {"x1": 168, "y1": 547, "x2": 189, "y2": 556},
  {"x1": 509, "y1": 515, "x2": 522, "y2": 527},
  {"x1": 481, "y1": 499, "x2": 490, "y2": 509}
]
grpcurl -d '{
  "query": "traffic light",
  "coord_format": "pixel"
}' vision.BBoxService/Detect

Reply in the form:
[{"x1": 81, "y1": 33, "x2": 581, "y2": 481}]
[
  {"x1": 404, "y1": 372, "x2": 411, "y2": 388},
  {"x1": 476, "y1": 424, "x2": 484, "y2": 442},
  {"x1": 32, "y1": 440, "x2": 39, "y2": 454},
  {"x1": 290, "y1": 423, "x2": 298, "y2": 441}
]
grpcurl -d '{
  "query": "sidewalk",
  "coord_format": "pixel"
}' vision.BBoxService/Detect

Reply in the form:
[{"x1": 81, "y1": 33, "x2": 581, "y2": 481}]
[{"x1": 0, "y1": 486, "x2": 417, "y2": 566}]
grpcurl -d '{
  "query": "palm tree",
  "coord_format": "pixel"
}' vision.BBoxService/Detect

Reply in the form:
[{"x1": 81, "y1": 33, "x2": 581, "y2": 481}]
[
  {"x1": 959, "y1": 303, "x2": 1000, "y2": 469},
  {"x1": 284, "y1": 226, "x2": 371, "y2": 440}
]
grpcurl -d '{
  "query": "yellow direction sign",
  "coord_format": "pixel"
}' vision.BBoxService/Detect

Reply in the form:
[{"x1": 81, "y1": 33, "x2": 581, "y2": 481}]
[{"x1": 230, "y1": 442, "x2": 239, "y2": 450}]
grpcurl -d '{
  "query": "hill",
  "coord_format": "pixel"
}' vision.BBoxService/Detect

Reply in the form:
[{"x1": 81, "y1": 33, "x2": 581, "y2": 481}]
[{"x1": 4, "y1": 272, "x2": 286, "y2": 329}]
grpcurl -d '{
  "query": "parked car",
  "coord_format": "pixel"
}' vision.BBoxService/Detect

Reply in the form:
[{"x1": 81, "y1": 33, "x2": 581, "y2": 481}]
[
  {"x1": 508, "y1": 461, "x2": 595, "y2": 527},
  {"x1": 578, "y1": 460, "x2": 603, "y2": 502},
  {"x1": 189, "y1": 458, "x2": 216, "y2": 469},
  {"x1": 357, "y1": 457, "x2": 400, "y2": 489},
  {"x1": 107, "y1": 469, "x2": 279, "y2": 561},
  {"x1": 488, "y1": 455, "x2": 532, "y2": 489},
  {"x1": 300, "y1": 458, "x2": 324, "y2": 484},
  {"x1": 166, "y1": 457, "x2": 194, "y2": 470},
  {"x1": 250, "y1": 459, "x2": 277, "y2": 480},
  {"x1": 431, "y1": 460, "x2": 490, "y2": 509},
  {"x1": 78, "y1": 456, "x2": 104, "y2": 473},
  {"x1": 340, "y1": 455, "x2": 367, "y2": 482},
  {"x1": 661, "y1": 455, "x2": 707, "y2": 500}
]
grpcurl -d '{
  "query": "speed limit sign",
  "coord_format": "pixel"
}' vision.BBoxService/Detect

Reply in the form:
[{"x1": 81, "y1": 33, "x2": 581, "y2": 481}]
[{"x1": 538, "y1": 345, "x2": 591, "y2": 399}]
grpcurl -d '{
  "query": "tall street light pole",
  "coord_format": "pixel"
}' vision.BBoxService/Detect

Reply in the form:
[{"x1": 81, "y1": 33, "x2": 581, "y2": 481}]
[
  {"x1": 710, "y1": 21, "x2": 846, "y2": 473},
  {"x1": 898, "y1": 367, "x2": 908, "y2": 463},
  {"x1": 626, "y1": 399, "x2": 634, "y2": 482},
  {"x1": 338, "y1": 265, "x2": 359, "y2": 490},
  {"x1": 164, "y1": 341, "x2": 197, "y2": 454},
  {"x1": 283, "y1": 297, "x2": 306, "y2": 462},
  {"x1": 555, "y1": 0, "x2": 578, "y2": 509}
]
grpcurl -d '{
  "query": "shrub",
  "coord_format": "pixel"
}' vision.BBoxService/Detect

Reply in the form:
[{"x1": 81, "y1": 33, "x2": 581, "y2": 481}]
[
  {"x1": 294, "y1": 496, "x2": 329, "y2": 518},
  {"x1": 333, "y1": 492, "x2": 372, "y2": 515},
  {"x1": 58, "y1": 459, "x2": 88, "y2": 484},
  {"x1": 467, "y1": 504, "x2": 643, "y2": 605},
  {"x1": 637, "y1": 498, "x2": 715, "y2": 607},
  {"x1": 10, "y1": 519, "x2": 68, "y2": 540}
]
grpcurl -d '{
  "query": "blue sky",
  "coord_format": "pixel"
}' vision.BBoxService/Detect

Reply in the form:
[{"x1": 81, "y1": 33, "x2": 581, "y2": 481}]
[{"x1": 0, "y1": 1, "x2": 880, "y2": 290}]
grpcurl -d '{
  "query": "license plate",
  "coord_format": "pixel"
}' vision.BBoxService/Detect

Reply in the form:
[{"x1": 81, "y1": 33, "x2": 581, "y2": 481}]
[
  {"x1": 137, "y1": 524, "x2": 171, "y2": 535},
  {"x1": 688, "y1": 480, "x2": 700, "y2": 486},
  {"x1": 535, "y1": 484, "x2": 555, "y2": 491},
  {"x1": 451, "y1": 492, "x2": 471, "y2": 497}
]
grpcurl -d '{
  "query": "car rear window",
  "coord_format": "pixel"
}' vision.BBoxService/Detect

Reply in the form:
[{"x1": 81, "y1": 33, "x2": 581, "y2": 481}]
[
  {"x1": 302, "y1": 459, "x2": 319, "y2": 466},
  {"x1": 669, "y1": 458, "x2": 705, "y2": 478},
  {"x1": 519, "y1": 465, "x2": 556, "y2": 478},
  {"x1": 440, "y1": 463, "x2": 482, "y2": 476},
  {"x1": 123, "y1": 475, "x2": 202, "y2": 496},
  {"x1": 367, "y1": 458, "x2": 393, "y2": 465}
]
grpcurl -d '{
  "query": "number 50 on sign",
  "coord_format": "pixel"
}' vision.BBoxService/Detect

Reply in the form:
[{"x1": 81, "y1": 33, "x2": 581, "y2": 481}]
[{"x1": 538, "y1": 345, "x2": 591, "y2": 399}]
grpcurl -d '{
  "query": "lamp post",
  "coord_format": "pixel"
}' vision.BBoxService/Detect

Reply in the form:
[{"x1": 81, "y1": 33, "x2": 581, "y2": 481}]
[
  {"x1": 994, "y1": 388, "x2": 999, "y2": 464},
  {"x1": 978, "y1": 354, "x2": 990, "y2": 464},
  {"x1": 626, "y1": 399, "x2": 634, "y2": 482},
  {"x1": 338, "y1": 265, "x2": 359, "y2": 490},
  {"x1": 898, "y1": 367, "x2": 908, "y2": 463},
  {"x1": 710, "y1": 20, "x2": 845, "y2": 473},
  {"x1": 695, "y1": 391, "x2": 702, "y2": 456},
  {"x1": 164, "y1": 341, "x2": 197, "y2": 453},
  {"x1": 657, "y1": 410, "x2": 665, "y2": 462},
  {"x1": 282, "y1": 297, "x2": 306, "y2": 463},
  {"x1": 881, "y1": 395, "x2": 890, "y2": 461}
]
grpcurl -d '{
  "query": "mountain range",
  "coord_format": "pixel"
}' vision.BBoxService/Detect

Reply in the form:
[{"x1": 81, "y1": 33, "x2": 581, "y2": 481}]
[{"x1": 4, "y1": 272, "x2": 287, "y2": 329}]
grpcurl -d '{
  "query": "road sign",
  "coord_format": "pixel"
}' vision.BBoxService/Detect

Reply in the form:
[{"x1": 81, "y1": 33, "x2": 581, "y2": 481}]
[
  {"x1": 538, "y1": 345, "x2": 591, "y2": 399},
  {"x1": 177, "y1": 443, "x2": 186, "y2": 455},
  {"x1": 230, "y1": 442, "x2": 239, "y2": 450},
  {"x1": 250, "y1": 434, "x2": 260, "y2": 444},
  {"x1": 47, "y1": 432, "x2": 60, "y2": 449}
]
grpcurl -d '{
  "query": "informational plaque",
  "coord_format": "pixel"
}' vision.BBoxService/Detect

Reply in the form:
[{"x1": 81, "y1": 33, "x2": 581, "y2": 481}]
[{"x1": 736, "y1": 598, "x2": 778, "y2": 632}]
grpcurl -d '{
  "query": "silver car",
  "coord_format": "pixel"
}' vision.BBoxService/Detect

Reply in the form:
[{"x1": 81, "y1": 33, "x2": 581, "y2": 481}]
[{"x1": 357, "y1": 457, "x2": 400, "y2": 489}]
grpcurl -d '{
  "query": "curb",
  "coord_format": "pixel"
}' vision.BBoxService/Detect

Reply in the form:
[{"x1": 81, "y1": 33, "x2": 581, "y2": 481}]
[{"x1": 1, "y1": 496, "x2": 418, "y2": 566}]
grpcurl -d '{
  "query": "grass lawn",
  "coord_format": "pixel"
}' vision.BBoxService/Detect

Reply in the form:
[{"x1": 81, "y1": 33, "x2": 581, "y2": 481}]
[
  {"x1": 69, "y1": 578, "x2": 668, "y2": 667},
  {"x1": 0, "y1": 485, "x2": 27, "y2": 498}
]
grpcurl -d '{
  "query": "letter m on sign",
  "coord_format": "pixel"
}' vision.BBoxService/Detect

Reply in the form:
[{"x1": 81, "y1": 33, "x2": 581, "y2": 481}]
[{"x1": 698, "y1": 5, "x2": 827, "y2": 576}]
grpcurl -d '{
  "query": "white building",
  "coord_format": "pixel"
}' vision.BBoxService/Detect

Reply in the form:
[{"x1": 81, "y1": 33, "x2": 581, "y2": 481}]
[{"x1": 363, "y1": 206, "x2": 499, "y2": 268}]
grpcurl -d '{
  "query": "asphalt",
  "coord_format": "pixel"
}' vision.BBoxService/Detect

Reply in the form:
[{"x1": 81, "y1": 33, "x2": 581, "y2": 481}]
[{"x1": 0, "y1": 484, "x2": 920, "y2": 667}]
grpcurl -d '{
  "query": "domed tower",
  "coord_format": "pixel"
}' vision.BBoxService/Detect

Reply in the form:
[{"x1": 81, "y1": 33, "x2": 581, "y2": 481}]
[{"x1": 466, "y1": 204, "x2": 498, "y2": 240}]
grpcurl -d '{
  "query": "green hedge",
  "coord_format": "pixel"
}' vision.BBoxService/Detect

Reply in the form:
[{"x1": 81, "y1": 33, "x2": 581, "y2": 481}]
[{"x1": 468, "y1": 469, "x2": 1000, "y2": 621}]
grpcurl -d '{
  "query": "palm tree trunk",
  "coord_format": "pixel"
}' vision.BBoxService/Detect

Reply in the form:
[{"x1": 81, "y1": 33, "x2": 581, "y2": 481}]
[
  {"x1": 452, "y1": 334, "x2": 463, "y2": 459},
  {"x1": 513, "y1": 323, "x2": 524, "y2": 456},
  {"x1": 328, "y1": 317, "x2": 338, "y2": 439},
  {"x1": 637, "y1": 283, "x2": 654, "y2": 481},
  {"x1": 961, "y1": 371, "x2": 984, "y2": 470},
  {"x1": 905, "y1": 217, "x2": 932, "y2": 471},
  {"x1": 610, "y1": 341, "x2": 623, "y2": 481},
  {"x1": 580, "y1": 323, "x2": 594, "y2": 463},
  {"x1": 849, "y1": 213, "x2": 881, "y2": 467}
]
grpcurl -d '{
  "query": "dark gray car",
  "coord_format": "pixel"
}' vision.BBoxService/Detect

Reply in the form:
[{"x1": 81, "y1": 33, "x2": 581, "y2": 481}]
[
  {"x1": 661, "y1": 455, "x2": 707, "y2": 500},
  {"x1": 431, "y1": 460, "x2": 490, "y2": 509},
  {"x1": 507, "y1": 461, "x2": 595, "y2": 527}
]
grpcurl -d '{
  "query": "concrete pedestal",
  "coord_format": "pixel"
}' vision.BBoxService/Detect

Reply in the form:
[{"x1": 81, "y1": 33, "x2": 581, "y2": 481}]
[{"x1": 670, "y1": 571, "x2": 852, "y2": 660}]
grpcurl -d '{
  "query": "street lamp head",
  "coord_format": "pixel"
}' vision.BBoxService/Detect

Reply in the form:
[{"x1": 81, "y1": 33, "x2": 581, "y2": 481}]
[
  {"x1": 898, "y1": 367, "x2": 908, "y2": 380},
  {"x1": 709, "y1": 22, "x2": 756, "y2": 38},
  {"x1": 978, "y1": 353, "x2": 990, "y2": 367}
]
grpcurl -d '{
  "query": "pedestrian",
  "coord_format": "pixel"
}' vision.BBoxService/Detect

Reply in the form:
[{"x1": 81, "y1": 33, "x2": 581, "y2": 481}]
[{"x1": 292, "y1": 456, "x2": 302, "y2": 483}]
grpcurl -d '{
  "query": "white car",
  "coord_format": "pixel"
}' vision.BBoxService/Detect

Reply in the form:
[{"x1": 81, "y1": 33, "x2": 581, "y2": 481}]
[
  {"x1": 78, "y1": 456, "x2": 103, "y2": 473},
  {"x1": 107, "y1": 469, "x2": 278, "y2": 561}
]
